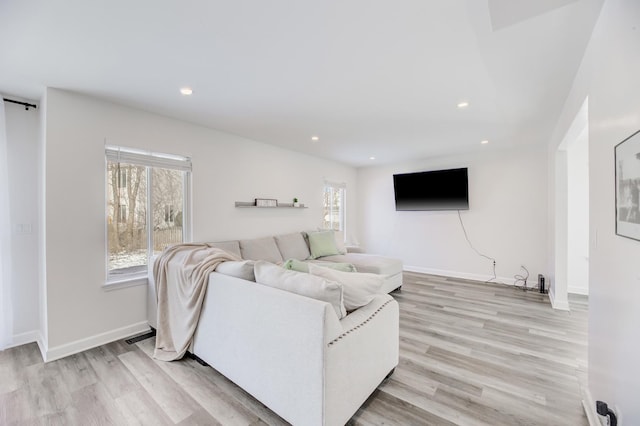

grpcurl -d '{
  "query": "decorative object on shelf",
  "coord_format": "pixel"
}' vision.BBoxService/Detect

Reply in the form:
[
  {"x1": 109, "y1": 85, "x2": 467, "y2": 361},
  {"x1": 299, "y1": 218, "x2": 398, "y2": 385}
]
[
  {"x1": 615, "y1": 129, "x2": 640, "y2": 241},
  {"x1": 235, "y1": 201, "x2": 307, "y2": 209},
  {"x1": 293, "y1": 197, "x2": 300, "y2": 207},
  {"x1": 255, "y1": 198, "x2": 278, "y2": 207}
]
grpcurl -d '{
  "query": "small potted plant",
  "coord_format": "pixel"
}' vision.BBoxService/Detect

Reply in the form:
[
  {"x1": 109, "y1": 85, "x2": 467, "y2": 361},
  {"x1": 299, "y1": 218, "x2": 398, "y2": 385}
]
[{"x1": 293, "y1": 197, "x2": 300, "y2": 207}]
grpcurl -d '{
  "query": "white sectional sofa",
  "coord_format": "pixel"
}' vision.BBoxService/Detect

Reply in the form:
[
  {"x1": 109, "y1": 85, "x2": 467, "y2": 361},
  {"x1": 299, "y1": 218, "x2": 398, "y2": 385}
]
[
  {"x1": 147, "y1": 230, "x2": 402, "y2": 425},
  {"x1": 190, "y1": 272, "x2": 398, "y2": 426},
  {"x1": 212, "y1": 230, "x2": 404, "y2": 294}
]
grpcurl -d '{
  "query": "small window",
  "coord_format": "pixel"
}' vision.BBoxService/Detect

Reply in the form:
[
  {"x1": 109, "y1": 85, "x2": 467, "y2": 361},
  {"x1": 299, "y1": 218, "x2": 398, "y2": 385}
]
[
  {"x1": 322, "y1": 182, "x2": 346, "y2": 239},
  {"x1": 106, "y1": 146, "x2": 191, "y2": 283}
]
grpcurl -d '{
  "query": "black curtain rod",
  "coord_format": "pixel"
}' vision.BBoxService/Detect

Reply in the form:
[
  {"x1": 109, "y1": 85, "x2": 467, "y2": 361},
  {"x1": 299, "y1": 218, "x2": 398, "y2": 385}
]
[{"x1": 3, "y1": 98, "x2": 37, "y2": 110}]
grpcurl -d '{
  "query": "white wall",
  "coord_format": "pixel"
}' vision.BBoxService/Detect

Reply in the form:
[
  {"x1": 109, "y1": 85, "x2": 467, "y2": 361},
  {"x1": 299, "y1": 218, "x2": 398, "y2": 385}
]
[
  {"x1": 356, "y1": 147, "x2": 547, "y2": 284},
  {"x1": 42, "y1": 88, "x2": 357, "y2": 359},
  {"x1": 38, "y1": 91, "x2": 48, "y2": 354},
  {"x1": 547, "y1": 0, "x2": 639, "y2": 422},
  {"x1": 4, "y1": 101, "x2": 40, "y2": 346},
  {"x1": 566, "y1": 127, "x2": 589, "y2": 295}
]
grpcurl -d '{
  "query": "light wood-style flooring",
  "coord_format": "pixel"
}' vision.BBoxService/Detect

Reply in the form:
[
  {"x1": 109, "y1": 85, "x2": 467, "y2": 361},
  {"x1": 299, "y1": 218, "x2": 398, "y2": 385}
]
[{"x1": 0, "y1": 272, "x2": 588, "y2": 425}]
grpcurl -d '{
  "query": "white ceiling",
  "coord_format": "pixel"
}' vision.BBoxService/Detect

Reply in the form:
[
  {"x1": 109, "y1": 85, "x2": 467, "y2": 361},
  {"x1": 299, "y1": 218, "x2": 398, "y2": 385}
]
[{"x1": 0, "y1": 0, "x2": 603, "y2": 167}]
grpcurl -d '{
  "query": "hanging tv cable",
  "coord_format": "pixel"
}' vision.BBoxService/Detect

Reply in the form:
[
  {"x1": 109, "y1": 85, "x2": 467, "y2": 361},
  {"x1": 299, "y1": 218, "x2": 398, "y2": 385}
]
[{"x1": 457, "y1": 210, "x2": 497, "y2": 283}]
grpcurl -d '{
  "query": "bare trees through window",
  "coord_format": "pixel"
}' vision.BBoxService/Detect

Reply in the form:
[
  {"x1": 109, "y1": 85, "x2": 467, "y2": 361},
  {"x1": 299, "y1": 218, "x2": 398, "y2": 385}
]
[
  {"x1": 106, "y1": 152, "x2": 189, "y2": 280},
  {"x1": 323, "y1": 183, "x2": 346, "y2": 240}
]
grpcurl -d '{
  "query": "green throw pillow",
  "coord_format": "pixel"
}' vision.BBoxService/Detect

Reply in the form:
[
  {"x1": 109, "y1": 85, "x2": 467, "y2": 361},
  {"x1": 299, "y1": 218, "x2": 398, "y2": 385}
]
[
  {"x1": 282, "y1": 258, "x2": 357, "y2": 273},
  {"x1": 308, "y1": 230, "x2": 340, "y2": 259}
]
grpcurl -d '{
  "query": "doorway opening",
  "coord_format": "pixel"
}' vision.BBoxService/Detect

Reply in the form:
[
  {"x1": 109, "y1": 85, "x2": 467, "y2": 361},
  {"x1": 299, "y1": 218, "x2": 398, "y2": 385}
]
[{"x1": 554, "y1": 97, "x2": 589, "y2": 310}]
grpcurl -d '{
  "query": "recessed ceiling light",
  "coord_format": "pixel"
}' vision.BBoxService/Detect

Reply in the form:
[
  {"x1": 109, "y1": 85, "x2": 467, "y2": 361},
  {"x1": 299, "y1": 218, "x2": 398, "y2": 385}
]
[
  {"x1": 180, "y1": 87, "x2": 193, "y2": 96},
  {"x1": 369, "y1": 156, "x2": 376, "y2": 160},
  {"x1": 481, "y1": 140, "x2": 489, "y2": 144},
  {"x1": 457, "y1": 101, "x2": 469, "y2": 109},
  {"x1": 311, "y1": 136, "x2": 319, "y2": 141}
]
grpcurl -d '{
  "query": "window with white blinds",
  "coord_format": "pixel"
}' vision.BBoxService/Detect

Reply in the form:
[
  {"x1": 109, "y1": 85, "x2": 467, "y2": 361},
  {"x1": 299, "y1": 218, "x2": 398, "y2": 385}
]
[
  {"x1": 322, "y1": 181, "x2": 346, "y2": 240},
  {"x1": 105, "y1": 146, "x2": 191, "y2": 284}
]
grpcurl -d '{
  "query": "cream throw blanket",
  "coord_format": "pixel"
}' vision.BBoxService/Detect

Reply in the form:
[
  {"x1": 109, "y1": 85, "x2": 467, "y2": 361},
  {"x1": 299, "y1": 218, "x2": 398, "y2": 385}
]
[{"x1": 153, "y1": 243, "x2": 241, "y2": 361}]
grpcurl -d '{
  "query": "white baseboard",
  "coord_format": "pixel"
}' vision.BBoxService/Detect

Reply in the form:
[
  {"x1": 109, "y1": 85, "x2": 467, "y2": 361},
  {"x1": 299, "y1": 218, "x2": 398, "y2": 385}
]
[
  {"x1": 549, "y1": 288, "x2": 570, "y2": 311},
  {"x1": 36, "y1": 332, "x2": 48, "y2": 362},
  {"x1": 568, "y1": 286, "x2": 589, "y2": 296},
  {"x1": 7, "y1": 330, "x2": 39, "y2": 349},
  {"x1": 404, "y1": 265, "x2": 513, "y2": 286},
  {"x1": 582, "y1": 387, "x2": 603, "y2": 426},
  {"x1": 44, "y1": 321, "x2": 150, "y2": 362}
]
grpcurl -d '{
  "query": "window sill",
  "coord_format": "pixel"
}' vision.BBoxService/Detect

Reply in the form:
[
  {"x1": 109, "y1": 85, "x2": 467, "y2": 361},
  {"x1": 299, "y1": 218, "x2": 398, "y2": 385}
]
[{"x1": 103, "y1": 275, "x2": 148, "y2": 291}]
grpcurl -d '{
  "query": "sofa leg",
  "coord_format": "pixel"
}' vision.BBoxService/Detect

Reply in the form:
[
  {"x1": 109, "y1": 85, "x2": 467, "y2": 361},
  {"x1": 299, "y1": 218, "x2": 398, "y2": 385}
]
[
  {"x1": 385, "y1": 368, "x2": 395, "y2": 380},
  {"x1": 187, "y1": 352, "x2": 209, "y2": 367}
]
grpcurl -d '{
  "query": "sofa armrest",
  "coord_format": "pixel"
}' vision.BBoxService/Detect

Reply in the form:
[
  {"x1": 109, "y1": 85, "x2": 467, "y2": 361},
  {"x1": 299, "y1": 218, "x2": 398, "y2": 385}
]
[
  {"x1": 325, "y1": 293, "x2": 399, "y2": 425},
  {"x1": 147, "y1": 255, "x2": 159, "y2": 329},
  {"x1": 337, "y1": 293, "x2": 395, "y2": 333}
]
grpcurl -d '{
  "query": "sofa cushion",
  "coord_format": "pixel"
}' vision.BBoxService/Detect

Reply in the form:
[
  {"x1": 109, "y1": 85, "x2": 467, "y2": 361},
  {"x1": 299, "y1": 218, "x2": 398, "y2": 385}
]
[
  {"x1": 320, "y1": 253, "x2": 402, "y2": 276},
  {"x1": 240, "y1": 236, "x2": 284, "y2": 264},
  {"x1": 308, "y1": 263, "x2": 383, "y2": 311},
  {"x1": 274, "y1": 232, "x2": 311, "y2": 260},
  {"x1": 307, "y1": 230, "x2": 341, "y2": 259},
  {"x1": 215, "y1": 260, "x2": 255, "y2": 281},
  {"x1": 333, "y1": 231, "x2": 347, "y2": 255},
  {"x1": 209, "y1": 240, "x2": 242, "y2": 258},
  {"x1": 304, "y1": 229, "x2": 347, "y2": 255},
  {"x1": 254, "y1": 261, "x2": 346, "y2": 319},
  {"x1": 282, "y1": 258, "x2": 357, "y2": 273}
]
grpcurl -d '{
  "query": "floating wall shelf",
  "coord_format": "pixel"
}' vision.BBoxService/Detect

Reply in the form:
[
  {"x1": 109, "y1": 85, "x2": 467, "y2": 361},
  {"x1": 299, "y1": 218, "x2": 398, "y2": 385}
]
[{"x1": 235, "y1": 201, "x2": 307, "y2": 209}]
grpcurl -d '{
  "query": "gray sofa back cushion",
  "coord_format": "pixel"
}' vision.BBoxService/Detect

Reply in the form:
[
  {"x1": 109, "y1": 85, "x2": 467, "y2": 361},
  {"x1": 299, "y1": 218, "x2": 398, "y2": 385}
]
[
  {"x1": 240, "y1": 236, "x2": 284, "y2": 264},
  {"x1": 274, "y1": 232, "x2": 311, "y2": 260},
  {"x1": 209, "y1": 241, "x2": 242, "y2": 258}
]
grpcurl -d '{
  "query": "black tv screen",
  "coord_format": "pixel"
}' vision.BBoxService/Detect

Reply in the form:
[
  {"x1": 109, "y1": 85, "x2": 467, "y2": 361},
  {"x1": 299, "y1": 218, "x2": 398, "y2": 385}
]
[{"x1": 393, "y1": 168, "x2": 469, "y2": 211}]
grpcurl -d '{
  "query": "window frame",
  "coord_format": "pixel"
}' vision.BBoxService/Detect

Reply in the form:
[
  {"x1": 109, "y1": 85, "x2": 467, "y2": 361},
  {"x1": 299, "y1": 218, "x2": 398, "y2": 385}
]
[
  {"x1": 104, "y1": 146, "x2": 192, "y2": 288},
  {"x1": 323, "y1": 181, "x2": 347, "y2": 242}
]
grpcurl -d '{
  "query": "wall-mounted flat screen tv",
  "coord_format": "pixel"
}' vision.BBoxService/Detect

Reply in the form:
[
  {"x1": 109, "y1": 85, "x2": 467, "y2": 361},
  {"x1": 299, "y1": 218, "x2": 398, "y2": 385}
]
[{"x1": 393, "y1": 167, "x2": 469, "y2": 211}]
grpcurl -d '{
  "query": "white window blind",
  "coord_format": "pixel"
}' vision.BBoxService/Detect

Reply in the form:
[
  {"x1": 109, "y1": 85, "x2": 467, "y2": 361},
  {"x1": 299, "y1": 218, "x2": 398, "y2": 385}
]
[
  {"x1": 106, "y1": 146, "x2": 192, "y2": 172},
  {"x1": 324, "y1": 180, "x2": 346, "y2": 189}
]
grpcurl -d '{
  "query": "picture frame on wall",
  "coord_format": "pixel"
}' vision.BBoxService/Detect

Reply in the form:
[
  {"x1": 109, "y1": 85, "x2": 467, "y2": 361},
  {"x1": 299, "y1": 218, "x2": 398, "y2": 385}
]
[{"x1": 615, "y1": 129, "x2": 640, "y2": 241}]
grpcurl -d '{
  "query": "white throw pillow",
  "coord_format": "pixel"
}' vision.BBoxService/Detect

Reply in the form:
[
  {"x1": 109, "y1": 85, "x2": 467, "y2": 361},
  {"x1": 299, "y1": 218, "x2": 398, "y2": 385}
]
[
  {"x1": 254, "y1": 261, "x2": 346, "y2": 319},
  {"x1": 308, "y1": 263, "x2": 383, "y2": 311},
  {"x1": 215, "y1": 260, "x2": 256, "y2": 281}
]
